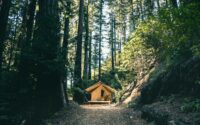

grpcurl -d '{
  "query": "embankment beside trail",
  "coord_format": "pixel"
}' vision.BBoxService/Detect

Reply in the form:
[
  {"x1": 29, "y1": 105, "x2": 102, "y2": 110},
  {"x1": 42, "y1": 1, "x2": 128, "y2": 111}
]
[{"x1": 119, "y1": 56, "x2": 200, "y2": 125}]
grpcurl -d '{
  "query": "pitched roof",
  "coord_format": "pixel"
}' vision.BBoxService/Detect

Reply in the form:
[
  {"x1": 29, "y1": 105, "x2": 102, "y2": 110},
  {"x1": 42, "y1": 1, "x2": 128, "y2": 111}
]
[{"x1": 85, "y1": 81, "x2": 116, "y2": 93}]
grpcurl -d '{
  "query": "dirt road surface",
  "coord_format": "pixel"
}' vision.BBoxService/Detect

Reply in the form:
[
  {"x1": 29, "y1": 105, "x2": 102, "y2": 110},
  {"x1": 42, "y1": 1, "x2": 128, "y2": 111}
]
[{"x1": 62, "y1": 104, "x2": 147, "y2": 125}]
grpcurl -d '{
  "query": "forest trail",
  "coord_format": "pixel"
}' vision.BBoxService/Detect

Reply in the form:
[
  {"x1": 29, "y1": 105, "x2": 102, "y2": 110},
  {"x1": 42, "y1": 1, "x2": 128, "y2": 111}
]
[
  {"x1": 60, "y1": 103, "x2": 147, "y2": 125},
  {"x1": 46, "y1": 101, "x2": 147, "y2": 125}
]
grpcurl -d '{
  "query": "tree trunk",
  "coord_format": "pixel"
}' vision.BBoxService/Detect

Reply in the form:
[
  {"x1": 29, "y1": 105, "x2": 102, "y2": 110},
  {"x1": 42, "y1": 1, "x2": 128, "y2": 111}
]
[
  {"x1": 130, "y1": 0, "x2": 135, "y2": 32},
  {"x1": 74, "y1": 0, "x2": 84, "y2": 87},
  {"x1": 29, "y1": 0, "x2": 63, "y2": 124},
  {"x1": 70, "y1": 67, "x2": 74, "y2": 88},
  {"x1": 7, "y1": 15, "x2": 18, "y2": 70},
  {"x1": 113, "y1": 18, "x2": 117, "y2": 65},
  {"x1": 118, "y1": 35, "x2": 122, "y2": 65},
  {"x1": 26, "y1": 0, "x2": 37, "y2": 43},
  {"x1": 16, "y1": 1, "x2": 37, "y2": 123},
  {"x1": 88, "y1": 31, "x2": 92, "y2": 80},
  {"x1": 170, "y1": 0, "x2": 178, "y2": 7},
  {"x1": 139, "y1": 0, "x2": 144, "y2": 20},
  {"x1": 0, "y1": 0, "x2": 11, "y2": 75},
  {"x1": 83, "y1": 3, "x2": 89, "y2": 80},
  {"x1": 123, "y1": 23, "x2": 126, "y2": 42},
  {"x1": 18, "y1": 0, "x2": 36, "y2": 68},
  {"x1": 94, "y1": 41, "x2": 97, "y2": 79},
  {"x1": 111, "y1": 14, "x2": 115, "y2": 72},
  {"x1": 98, "y1": 0, "x2": 103, "y2": 81},
  {"x1": 61, "y1": 0, "x2": 71, "y2": 105},
  {"x1": 156, "y1": 0, "x2": 160, "y2": 11}
]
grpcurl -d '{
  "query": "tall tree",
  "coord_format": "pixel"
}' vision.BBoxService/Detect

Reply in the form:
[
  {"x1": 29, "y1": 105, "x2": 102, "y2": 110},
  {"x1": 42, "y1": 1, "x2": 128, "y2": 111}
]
[
  {"x1": 29, "y1": 0, "x2": 64, "y2": 123},
  {"x1": 113, "y1": 17, "x2": 117, "y2": 65},
  {"x1": 110, "y1": 14, "x2": 115, "y2": 72},
  {"x1": 18, "y1": 0, "x2": 37, "y2": 85},
  {"x1": 61, "y1": 0, "x2": 72, "y2": 104},
  {"x1": 26, "y1": 0, "x2": 36, "y2": 43},
  {"x1": 98, "y1": 0, "x2": 103, "y2": 80},
  {"x1": 74, "y1": 0, "x2": 84, "y2": 87},
  {"x1": 0, "y1": 0, "x2": 11, "y2": 76},
  {"x1": 88, "y1": 31, "x2": 92, "y2": 79},
  {"x1": 93, "y1": 35, "x2": 98, "y2": 79},
  {"x1": 83, "y1": 1, "x2": 89, "y2": 79}
]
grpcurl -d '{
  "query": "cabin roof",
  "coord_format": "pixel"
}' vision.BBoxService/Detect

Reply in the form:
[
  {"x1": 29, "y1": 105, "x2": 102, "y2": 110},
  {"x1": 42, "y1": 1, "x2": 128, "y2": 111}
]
[{"x1": 85, "y1": 81, "x2": 116, "y2": 93}]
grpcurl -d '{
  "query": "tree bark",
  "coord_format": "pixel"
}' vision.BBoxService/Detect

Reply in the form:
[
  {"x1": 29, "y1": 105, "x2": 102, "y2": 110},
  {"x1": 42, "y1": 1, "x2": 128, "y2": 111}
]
[
  {"x1": 83, "y1": 3, "x2": 89, "y2": 80},
  {"x1": 113, "y1": 18, "x2": 117, "y2": 66},
  {"x1": 110, "y1": 14, "x2": 115, "y2": 72},
  {"x1": 29, "y1": 0, "x2": 63, "y2": 124},
  {"x1": 139, "y1": 0, "x2": 144, "y2": 20},
  {"x1": 18, "y1": 0, "x2": 36, "y2": 82},
  {"x1": 130, "y1": 0, "x2": 135, "y2": 32},
  {"x1": 88, "y1": 31, "x2": 92, "y2": 80},
  {"x1": 61, "y1": 0, "x2": 71, "y2": 105},
  {"x1": 26, "y1": 0, "x2": 37, "y2": 43},
  {"x1": 94, "y1": 40, "x2": 97, "y2": 79},
  {"x1": 98, "y1": 0, "x2": 103, "y2": 81},
  {"x1": 74, "y1": 0, "x2": 84, "y2": 87}
]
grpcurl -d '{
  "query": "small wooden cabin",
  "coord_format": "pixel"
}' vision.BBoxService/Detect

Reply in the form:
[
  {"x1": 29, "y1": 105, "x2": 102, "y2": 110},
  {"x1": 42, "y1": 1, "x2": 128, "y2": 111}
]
[{"x1": 85, "y1": 81, "x2": 116, "y2": 102}]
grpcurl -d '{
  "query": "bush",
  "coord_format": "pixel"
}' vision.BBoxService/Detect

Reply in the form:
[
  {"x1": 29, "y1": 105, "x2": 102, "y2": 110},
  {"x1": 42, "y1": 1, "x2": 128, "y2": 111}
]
[
  {"x1": 73, "y1": 87, "x2": 87, "y2": 104},
  {"x1": 181, "y1": 99, "x2": 200, "y2": 113}
]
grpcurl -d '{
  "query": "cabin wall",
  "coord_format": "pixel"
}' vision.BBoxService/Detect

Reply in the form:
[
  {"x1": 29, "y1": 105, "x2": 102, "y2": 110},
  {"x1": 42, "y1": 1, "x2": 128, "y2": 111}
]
[
  {"x1": 90, "y1": 85, "x2": 112, "y2": 101},
  {"x1": 91, "y1": 86, "x2": 101, "y2": 101},
  {"x1": 102, "y1": 86, "x2": 112, "y2": 101}
]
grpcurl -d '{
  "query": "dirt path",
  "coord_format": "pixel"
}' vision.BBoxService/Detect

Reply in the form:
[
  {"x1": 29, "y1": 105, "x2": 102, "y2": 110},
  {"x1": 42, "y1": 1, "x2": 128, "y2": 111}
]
[
  {"x1": 46, "y1": 102, "x2": 147, "y2": 125},
  {"x1": 61, "y1": 104, "x2": 147, "y2": 125}
]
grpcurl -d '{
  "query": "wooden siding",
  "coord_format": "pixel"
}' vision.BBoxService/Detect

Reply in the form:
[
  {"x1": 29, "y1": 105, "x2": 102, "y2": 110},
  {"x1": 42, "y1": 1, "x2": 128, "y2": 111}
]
[{"x1": 90, "y1": 84, "x2": 113, "y2": 101}]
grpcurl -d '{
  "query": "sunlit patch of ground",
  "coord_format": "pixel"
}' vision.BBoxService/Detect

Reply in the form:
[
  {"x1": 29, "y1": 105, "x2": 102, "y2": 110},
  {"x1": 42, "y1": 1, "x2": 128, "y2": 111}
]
[{"x1": 45, "y1": 101, "x2": 147, "y2": 125}]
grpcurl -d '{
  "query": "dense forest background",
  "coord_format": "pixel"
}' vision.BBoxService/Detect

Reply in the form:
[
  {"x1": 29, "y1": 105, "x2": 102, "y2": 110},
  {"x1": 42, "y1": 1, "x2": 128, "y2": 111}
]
[{"x1": 0, "y1": 0, "x2": 200, "y2": 125}]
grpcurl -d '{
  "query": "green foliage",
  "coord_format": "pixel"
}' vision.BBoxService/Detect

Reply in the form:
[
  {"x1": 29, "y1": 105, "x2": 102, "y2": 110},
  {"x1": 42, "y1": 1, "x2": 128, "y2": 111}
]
[
  {"x1": 100, "y1": 71, "x2": 122, "y2": 89},
  {"x1": 127, "y1": 101, "x2": 138, "y2": 108},
  {"x1": 81, "y1": 79, "x2": 97, "y2": 89},
  {"x1": 159, "y1": 95, "x2": 176, "y2": 104},
  {"x1": 128, "y1": 4, "x2": 200, "y2": 63},
  {"x1": 115, "y1": 90, "x2": 123, "y2": 102},
  {"x1": 122, "y1": 3, "x2": 200, "y2": 79},
  {"x1": 101, "y1": 3, "x2": 200, "y2": 103},
  {"x1": 73, "y1": 87, "x2": 87, "y2": 104},
  {"x1": 121, "y1": 20, "x2": 156, "y2": 79},
  {"x1": 181, "y1": 99, "x2": 200, "y2": 113}
]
